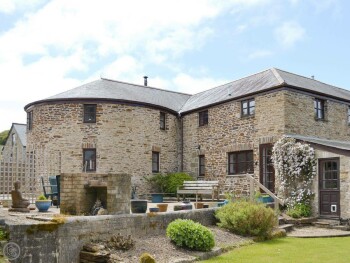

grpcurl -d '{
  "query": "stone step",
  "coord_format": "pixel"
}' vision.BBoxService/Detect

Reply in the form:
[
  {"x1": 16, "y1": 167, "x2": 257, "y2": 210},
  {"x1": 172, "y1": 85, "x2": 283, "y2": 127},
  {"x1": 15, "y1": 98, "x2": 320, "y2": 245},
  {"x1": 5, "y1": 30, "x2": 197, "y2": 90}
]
[
  {"x1": 278, "y1": 216, "x2": 286, "y2": 225},
  {"x1": 279, "y1": 224, "x2": 294, "y2": 232}
]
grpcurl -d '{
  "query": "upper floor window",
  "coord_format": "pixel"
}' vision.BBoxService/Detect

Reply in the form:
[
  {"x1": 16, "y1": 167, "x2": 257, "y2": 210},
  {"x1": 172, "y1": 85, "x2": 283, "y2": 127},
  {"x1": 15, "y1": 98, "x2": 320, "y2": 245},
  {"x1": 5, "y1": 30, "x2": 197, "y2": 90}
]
[
  {"x1": 152, "y1": 151, "x2": 160, "y2": 173},
  {"x1": 27, "y1": 111, "x2": 33, "y2": 131},
  {"x1": 83, "y1": 149, "x2": 96, "y2": 172},
  {"x1": 241, "y1": 99, "x2": 255, "y2": 117},
  {"x1": 199, "y1": 155, "x2": 205, "y2": 177},
  {"x1": 228, "y1": 150, "x2": 254, "y2": 175},
  {"x1": 160, "y1": 112, "x2": 166, "y2": 130},
  {"x1": 11, "y1": 133, "x2": 16, "y2": 146},
  {"x1": 84, "y1": 104, "x2": 97, "y2": 123},
  {"x1": 348, "y1": 106, "x2": 350, "y2": 125},
  {"x1": 314, "y1": 99, "x2": 325, "y2": 120},
  {"x1": 198, "y1": 110, "x2": 208, "y2": 126}
]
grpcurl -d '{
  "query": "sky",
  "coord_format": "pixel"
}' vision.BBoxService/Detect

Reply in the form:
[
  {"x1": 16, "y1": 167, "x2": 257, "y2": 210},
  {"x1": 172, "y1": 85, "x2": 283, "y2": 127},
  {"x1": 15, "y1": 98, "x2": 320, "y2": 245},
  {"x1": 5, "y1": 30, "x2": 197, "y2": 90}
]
[{"x1": 0, "y1": 0, "x2": 349, "y2": 132}]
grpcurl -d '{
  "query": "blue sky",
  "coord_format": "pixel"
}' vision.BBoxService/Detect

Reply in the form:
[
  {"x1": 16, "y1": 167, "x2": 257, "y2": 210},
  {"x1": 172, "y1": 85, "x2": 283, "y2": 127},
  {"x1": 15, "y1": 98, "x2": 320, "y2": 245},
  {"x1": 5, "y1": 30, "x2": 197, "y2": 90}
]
[{"x1": 0, "y1": 0, "x2": 349, "y2": 132}]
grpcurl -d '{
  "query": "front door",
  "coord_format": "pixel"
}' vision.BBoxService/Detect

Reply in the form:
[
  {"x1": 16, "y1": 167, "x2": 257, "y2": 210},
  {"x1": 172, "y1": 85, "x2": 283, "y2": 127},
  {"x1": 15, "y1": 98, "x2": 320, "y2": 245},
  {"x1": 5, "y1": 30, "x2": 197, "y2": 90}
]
[
  {"x1": 319, "y1": 158, "x2": 340, "y2": 218},
  {"x1": 260, "y1": 144, "x2": 275, "y2": 193}
]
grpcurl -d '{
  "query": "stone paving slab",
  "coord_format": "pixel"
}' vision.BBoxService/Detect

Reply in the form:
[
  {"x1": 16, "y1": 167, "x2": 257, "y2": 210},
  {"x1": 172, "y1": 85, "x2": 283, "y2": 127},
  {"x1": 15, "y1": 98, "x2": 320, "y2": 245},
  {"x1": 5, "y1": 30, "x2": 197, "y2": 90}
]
[{"x1": 288, "y1": 226, "x2": 350, "y2": 238}]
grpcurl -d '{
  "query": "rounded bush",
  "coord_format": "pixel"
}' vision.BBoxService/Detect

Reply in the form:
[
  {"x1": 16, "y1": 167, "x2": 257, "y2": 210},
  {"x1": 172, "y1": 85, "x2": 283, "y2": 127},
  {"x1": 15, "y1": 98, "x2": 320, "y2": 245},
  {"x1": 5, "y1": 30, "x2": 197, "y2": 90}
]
[
  {"x1": 139, "y1": 252, "x2": 156, "y2": 263},
  {"x1": 166, "y1": 219, "x2": 215, "y2": 251},
  {"x1": 166, "y1": 172, "x2": 193, "y2": 194},
  {"x1": 215, "y1": 200, "x2": 276, "y2": 238}
]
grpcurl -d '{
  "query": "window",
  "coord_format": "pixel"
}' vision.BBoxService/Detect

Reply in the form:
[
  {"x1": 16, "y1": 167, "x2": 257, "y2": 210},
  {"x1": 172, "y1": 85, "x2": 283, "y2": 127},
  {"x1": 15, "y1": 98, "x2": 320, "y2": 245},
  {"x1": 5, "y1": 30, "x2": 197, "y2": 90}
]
[
  {"x1": 348, "y1": 106, "x2": 350, "y2": 125},
  {"x1": 314, "y1": 99, "x2": 325, "y2": 120},
  {"x1": 11, "y1": 133, "x2": 16, "y2": 146},
  {"x1": 160, "y1": 112, "x2": 166, "y2": 130},
  {"x1": 241, "y1": 99, "x2": 255, "y2": 117},
  {"x1": 83, "y1": 149, "x2": 96, "y2": 172},
  {"x1": 198, "y1": 110, "x2": 208, "y2": 126},
  {"x1": 228, "y1": 151, "x2": 254, "y2": 175},
  {"x1": 152, "y1": 152, "x2": 160, "y2": 173},
  {"x1": 199, "y1": 155, "x2": 205, "y2": 177},
  {"x1": 27, "y1": 111, "x2": 33, "y2": 131},
  {"x1": 84, "y1": 104, "x2": 97, "y2": 123}
]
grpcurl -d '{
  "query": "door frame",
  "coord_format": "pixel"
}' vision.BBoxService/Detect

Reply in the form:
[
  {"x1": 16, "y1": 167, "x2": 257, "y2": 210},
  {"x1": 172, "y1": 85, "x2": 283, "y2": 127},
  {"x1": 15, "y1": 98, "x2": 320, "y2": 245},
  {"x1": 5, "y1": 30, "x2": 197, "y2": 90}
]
[
  {"x1": 318, "y1": 157, "x2": 340, "y2": 218},
  {"x1": 259, "y1": 143, "x2": 275, "y2": 193}
]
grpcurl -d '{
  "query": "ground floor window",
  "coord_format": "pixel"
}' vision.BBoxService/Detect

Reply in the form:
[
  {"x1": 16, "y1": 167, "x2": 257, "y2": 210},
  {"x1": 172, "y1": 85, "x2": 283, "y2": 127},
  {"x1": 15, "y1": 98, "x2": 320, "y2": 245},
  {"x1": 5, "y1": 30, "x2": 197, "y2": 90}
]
[
  {"x1": 199, "y1": 155, "x2": 205, "y2": 177},
  {"x1": 152, "y1": 152, "x2": 160, "y2": 173},
  {"x1": 228, "y1": 150, "x2": 254, "y2": 175},
  {"x1": 83, "y1": 149, "x2": 96, "y2": 172}
]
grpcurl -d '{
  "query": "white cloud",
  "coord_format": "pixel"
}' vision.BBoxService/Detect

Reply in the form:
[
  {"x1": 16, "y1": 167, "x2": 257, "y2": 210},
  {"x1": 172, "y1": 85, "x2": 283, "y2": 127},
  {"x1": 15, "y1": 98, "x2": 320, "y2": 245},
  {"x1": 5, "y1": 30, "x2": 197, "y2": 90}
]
[
  {"x1": 275, "y1": 21, "x2": 305, "y2": 48},
  {"x1": 248, "y1": 50, "x2": 272, "y2": 60},
  {"x1": 0, "y1": 0, "x2": 46, "y2": 14}
]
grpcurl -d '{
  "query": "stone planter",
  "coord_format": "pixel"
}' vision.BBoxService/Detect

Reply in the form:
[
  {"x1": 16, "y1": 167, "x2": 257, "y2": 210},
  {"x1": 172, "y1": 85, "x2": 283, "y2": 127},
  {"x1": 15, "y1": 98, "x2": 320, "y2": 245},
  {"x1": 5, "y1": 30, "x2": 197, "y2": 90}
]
[
  {"x1": 35, "y1": 200, "x2": 52, "y2": 212},
  {"x1": 130, "y1": 200, "x2": 148, "y2": 213},
  {"x1": 157, "y1": 203, "x2": 168, "y2": 212},
  {"x1": 174, "y1": 204, "x2": 192, "y2": 211},
  {"x1": 151, "y1": 193, "x2": 164, "y2": 203}
]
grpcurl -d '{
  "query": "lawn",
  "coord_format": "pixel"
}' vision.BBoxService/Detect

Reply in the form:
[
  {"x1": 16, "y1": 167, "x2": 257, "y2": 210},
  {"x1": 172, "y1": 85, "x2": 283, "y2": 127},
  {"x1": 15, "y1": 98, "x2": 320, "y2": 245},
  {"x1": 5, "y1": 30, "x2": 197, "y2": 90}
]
[{"x1": 201, "y1": 237, "x2": 350, "y2": 263}]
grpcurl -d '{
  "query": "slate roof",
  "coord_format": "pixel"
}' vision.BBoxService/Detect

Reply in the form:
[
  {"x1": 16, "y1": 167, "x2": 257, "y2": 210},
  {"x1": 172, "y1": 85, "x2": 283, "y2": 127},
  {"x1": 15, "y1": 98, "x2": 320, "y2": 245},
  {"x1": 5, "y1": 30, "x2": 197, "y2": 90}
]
[
  {"x1": 14, "y1": 124, "x2": 27, "y2": 147},
  {"x1": 287, "y1": 134, "x2": 350, "y2": 152},
  {"x1": 25, "y1": 68, "x2": 350, "y2": 114}
]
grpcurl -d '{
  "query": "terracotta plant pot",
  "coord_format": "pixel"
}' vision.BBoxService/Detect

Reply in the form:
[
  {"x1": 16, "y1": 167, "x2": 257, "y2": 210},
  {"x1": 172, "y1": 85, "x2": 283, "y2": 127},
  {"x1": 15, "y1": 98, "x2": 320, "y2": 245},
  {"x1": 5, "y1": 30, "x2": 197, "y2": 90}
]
[
  {"x1": 194, "y1": 202, "x2": 204, "y2": 209},
  {"x1": 157, "y1": 203, "x2": 168, "y2": 212}
]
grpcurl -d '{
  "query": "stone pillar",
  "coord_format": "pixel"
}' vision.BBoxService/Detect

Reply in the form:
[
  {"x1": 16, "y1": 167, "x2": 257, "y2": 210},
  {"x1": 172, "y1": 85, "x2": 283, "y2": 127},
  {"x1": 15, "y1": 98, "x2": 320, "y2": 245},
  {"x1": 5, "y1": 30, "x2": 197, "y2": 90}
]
[{"x1": 107, "y1": 173, "x2": 131, "y2": 214}]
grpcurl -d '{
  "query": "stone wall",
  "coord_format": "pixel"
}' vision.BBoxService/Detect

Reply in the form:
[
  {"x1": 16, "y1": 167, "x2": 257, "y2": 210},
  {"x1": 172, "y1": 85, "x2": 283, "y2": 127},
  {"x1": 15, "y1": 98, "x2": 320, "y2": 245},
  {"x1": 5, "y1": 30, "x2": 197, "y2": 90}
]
[
  {"x1": 7, "y1": 208, "x2": 217, "y2": 263},
  {"x1": 26, "y1": 102, "x2": 180, "y2": 194},
  {"x1": 182, "y1": 90, "x2": 286, "y2": 184},
  {"x1": 60, "y1": 173, "x2": 131, "y2": 215}
]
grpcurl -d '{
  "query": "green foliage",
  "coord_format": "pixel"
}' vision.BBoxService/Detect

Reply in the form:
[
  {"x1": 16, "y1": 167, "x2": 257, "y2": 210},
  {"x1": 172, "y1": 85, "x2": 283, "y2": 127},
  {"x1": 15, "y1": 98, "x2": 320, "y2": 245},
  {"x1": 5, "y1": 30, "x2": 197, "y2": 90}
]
[
  {"x1": 287, "y1": 203, "x2": 312, "y2": 218},
  {"x1": 139, "y1": 252, "x2": 156, "y2": 263},
  {"x1": 0, "y1": 130, "x2": 9, "y2": 145},
  {"x1": 166, "y1": 219, "x2": 215, "y2": 251},
  {"x1": 144, "y1": 172, "x2": 193, "y2": 193},
  {"x1": 37, "y1": 194, "x2": 47, "y2": 200},
  {"x1": 166, "y1": 172, "x2": 193, "y2": 194},
  {"x1": 144, "y1": 173, "x2": 169, "y2": 192},
  {"x1": 215, "y1": 200, "x2": 276, "y2": 239},
  {"x1": 0, "y1": 228, "x2": 8, "y2": 240}
]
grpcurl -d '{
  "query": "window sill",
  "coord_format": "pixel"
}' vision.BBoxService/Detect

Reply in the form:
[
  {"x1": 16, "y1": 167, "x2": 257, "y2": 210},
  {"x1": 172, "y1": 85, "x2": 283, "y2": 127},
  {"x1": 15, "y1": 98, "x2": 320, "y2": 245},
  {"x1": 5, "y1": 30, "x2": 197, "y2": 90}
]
[
  {"x1": 314, "y1": 118, "x2": 327, "y2": 122},
  {"x1": 198, "y1": 124, "x2": 208, "y2": 128},
  {"x1": 227, "y1": 173, "x2": 254, "y2": 177},
  {"x1": 240, "y1": 114, "x2": 255, "y2": 119}
]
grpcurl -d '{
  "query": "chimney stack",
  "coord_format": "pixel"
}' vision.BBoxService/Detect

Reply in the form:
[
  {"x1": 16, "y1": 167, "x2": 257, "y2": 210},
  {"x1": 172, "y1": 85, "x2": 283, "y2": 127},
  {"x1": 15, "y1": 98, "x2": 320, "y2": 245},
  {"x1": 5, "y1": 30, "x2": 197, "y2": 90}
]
[
  {"x1": 144, "y1": 76, "x2": 148, "y2": 86},
  {"x1": 311, "y1": 75, "x2": 315, "y2": 80}
]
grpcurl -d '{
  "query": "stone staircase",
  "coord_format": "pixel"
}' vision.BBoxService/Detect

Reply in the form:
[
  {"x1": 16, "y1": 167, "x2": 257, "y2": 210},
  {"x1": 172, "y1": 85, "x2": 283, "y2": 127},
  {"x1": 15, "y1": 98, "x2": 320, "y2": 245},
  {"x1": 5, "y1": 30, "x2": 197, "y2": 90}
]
[
  {"x1": 313, "y1": 219, "x2": 350, "y2": 231},
  {"x1": 278, "y1": 216, "x2": 294, "y2": 233}
]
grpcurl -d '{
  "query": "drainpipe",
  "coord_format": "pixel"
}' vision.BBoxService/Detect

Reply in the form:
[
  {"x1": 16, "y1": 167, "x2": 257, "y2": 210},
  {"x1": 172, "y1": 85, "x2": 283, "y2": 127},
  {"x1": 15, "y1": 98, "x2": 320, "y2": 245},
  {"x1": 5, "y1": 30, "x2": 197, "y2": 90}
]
[{"x1": 178, "y1": 113, "x2": 184, "y2": 172}]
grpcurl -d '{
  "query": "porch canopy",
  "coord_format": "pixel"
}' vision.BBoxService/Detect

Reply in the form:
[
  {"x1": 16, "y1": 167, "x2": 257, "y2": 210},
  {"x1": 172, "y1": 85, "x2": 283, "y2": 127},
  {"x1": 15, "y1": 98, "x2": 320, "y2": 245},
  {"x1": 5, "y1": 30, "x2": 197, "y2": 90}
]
[{"x1": 286, "y1": 134, "x2": 350, "y2": 156}]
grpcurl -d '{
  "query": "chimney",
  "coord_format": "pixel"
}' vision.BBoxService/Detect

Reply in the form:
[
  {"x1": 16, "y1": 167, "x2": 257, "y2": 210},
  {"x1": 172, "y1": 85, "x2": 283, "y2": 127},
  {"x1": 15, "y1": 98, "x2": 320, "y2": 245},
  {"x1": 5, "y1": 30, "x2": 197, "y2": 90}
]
[
  {"x1": 311, "y1": 75, "x2": 315, "y2": 80},
  {"x1": 144, "y1": 76, "x2": 148, "y2": 86}
]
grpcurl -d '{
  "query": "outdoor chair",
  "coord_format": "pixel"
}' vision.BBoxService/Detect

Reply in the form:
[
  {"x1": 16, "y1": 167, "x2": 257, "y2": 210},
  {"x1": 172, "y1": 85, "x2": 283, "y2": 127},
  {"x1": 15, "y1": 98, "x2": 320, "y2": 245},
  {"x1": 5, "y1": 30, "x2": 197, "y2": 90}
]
[{"x1": 41, "y1": 175, "x2": 60, "y2": 208}]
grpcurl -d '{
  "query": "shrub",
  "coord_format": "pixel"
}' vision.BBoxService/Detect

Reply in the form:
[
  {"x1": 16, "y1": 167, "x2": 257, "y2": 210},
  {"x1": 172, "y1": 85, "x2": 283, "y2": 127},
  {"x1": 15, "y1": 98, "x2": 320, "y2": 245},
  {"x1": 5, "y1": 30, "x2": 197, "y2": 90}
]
[
  {"x1": 287, "y1": 203, "x2": 312, "y2": 218},
  {"x1": 144, "y1": 173, "x2": 169, "y2": 192},
  {"x1": 166, "y1": 172, "x2": 193, "y2": 194},
  {"x1": 139, "y1": 253, "x2": 156, "y2": 263},
  {"x1": 215, "y1": 200, "x2": 276, "y2": 238},
  {"x1": 166, "y1": 219, "x2": 215, "y2": 251},
  {"x1": 37, "y1": 194, "x2": 47, "y2": 200}
]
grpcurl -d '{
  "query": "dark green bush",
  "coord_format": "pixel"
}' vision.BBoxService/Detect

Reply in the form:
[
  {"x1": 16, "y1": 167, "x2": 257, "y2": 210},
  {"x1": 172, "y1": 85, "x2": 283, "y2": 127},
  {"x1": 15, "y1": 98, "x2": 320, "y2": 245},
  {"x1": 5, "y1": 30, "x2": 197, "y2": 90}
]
[
  {"x1": 144, "y1": 173, "x2": 169, "y2": 192},
  {"x1": 215, "y1": 200, "x2": 276, "y2": 238},
  {"x1": 287, "y1": 203, "x2": 312, "y2": 218},
  {"x1": 166, "y1": 172, "x2": 193, "y2": 194},
  {"x1": 166, "y1": 219, "x2": 215, "y2": 251}
]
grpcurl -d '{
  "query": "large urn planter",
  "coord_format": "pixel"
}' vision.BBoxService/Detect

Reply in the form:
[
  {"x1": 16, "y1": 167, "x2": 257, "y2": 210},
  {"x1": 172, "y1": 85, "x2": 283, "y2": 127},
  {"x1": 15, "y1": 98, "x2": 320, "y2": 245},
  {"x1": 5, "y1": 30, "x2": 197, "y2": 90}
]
[
  {"x1": 151, "y1": 193, "x2": 164, "y2": 203},
  {"x1": 130, "y1": 200, "x2": 148, "y2": 213},
  {"x1": 35, "y1": 200, "x2": 52, "y2": 212},
  {"x1": 157, "y1": 203, "x2": 168, "y2": 212}
]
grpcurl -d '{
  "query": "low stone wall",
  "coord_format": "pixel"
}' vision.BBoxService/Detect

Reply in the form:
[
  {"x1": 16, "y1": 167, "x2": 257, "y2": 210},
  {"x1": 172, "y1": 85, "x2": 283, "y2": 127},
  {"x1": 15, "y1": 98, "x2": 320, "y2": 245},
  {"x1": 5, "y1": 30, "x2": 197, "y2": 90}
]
[{"x1": 6, "y1": 208, "x2": 217, "y2": 263}]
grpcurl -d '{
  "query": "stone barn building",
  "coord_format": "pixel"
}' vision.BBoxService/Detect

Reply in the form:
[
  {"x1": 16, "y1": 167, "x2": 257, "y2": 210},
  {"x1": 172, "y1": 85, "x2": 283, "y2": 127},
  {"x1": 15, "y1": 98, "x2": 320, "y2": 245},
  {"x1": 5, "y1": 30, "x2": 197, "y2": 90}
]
[{"x1": 24, "y1": 68, "x2": 350, "y2": 219}]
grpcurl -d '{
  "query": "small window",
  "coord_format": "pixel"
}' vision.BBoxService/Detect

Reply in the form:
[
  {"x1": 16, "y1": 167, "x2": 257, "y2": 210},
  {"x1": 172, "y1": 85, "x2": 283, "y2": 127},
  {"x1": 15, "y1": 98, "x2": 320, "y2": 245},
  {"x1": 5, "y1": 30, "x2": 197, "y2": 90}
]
[
  {"x1": 241, "y1": 99, "x2": 255, "y2": 117},
  {"x1": 199, "y1": 110, "x2": 208, "y2": 126},
  {"x1": 84, "y1": 104, "x2": 97, "y2": 123},
  {"x1": 228, "y1": 151, "x2": 254, "y2": 175},
  {"x1": 27, "y1": 111, "x2": 33, "y2": 131},
  {"x1": 83, "y1": 149, "x2": 96, "y2": 172},
  {"x1": 160, "y1": 112, "x2": 166, "y2": 130},
  {"x1": 347, "y1": 106, "x2": 350, "y2": 125},
  {"x1": 314, "y1": 99, "x2": 324, "y2": 120},
  {"x1": 11, "y1": 134, "x2": 16, "y2": 146},
  {"x1": 199, "y1": 155, "x2": 205, "y2": 177},
  {"x1": 152, "y1": 152, "x2": 160, "y2": 173}
]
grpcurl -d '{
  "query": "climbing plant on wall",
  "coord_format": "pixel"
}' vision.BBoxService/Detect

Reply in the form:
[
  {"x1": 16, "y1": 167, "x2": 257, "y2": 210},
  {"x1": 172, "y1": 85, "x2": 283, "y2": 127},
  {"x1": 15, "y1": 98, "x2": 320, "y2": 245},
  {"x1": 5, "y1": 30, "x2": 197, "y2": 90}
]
[{"x1": 272, "y1": 136, "x2": 316, "y2": 209}]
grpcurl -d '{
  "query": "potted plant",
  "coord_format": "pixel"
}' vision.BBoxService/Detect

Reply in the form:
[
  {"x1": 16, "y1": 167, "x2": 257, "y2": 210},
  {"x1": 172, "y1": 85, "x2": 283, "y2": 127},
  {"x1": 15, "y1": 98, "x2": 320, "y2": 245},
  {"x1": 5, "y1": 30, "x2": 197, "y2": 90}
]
[
  {"x1": 35, "y1": 194, "x2": 52, "y2": 212},
  {"x1": 144, "y1": 173, "x2": 169, "y2": 203}
]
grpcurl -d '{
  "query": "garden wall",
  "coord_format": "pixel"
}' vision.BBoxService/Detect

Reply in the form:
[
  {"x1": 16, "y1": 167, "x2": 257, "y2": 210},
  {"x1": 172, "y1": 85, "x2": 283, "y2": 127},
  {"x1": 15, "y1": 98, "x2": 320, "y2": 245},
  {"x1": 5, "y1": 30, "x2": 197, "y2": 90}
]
[{"x1": 6, "y1": 208, "x2": 217, "y2": 263}]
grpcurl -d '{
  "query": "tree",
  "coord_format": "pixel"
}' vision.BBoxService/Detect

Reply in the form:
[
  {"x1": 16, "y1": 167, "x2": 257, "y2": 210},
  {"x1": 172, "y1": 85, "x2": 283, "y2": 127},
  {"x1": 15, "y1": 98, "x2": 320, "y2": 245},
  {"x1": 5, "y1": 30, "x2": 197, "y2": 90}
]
[{"x1": 0, "y1": 130, "x2": 9, "y2": 145}]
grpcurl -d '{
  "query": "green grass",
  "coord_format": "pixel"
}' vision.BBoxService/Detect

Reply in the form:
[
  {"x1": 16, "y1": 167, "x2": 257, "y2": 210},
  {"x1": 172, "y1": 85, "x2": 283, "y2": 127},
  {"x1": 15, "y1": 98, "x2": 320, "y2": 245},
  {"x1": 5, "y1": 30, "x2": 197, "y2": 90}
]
[{"x1": 201, "y1": 237, "x2": 350, "y2": 263}]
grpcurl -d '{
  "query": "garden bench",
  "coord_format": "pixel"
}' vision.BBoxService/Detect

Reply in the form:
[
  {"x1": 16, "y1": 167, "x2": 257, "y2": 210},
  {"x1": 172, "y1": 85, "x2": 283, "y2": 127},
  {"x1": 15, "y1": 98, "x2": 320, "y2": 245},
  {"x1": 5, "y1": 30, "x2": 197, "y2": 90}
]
[{"x1": 177, "y1": 180, "x2": 220, "y2": 202}]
